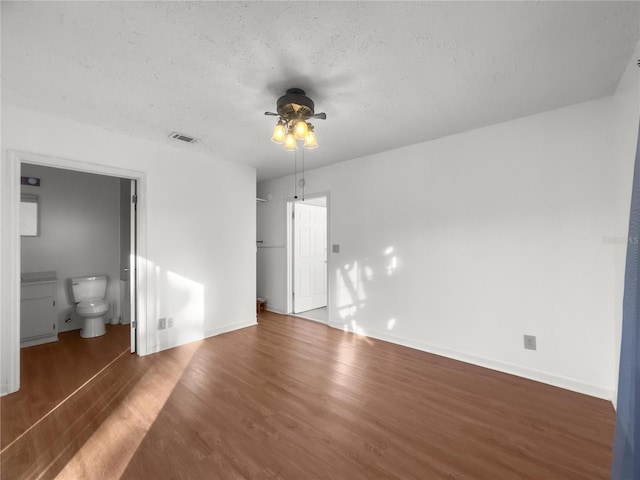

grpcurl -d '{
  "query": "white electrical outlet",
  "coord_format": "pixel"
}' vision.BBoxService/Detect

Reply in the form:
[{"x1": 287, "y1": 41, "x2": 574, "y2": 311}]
[{"x1": 158, "y1": 317, "x2": 167, "y2": 330}]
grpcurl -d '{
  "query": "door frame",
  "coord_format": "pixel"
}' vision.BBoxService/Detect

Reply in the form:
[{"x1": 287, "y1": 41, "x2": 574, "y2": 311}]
[
  {"x1": 127, "y1": 178, "x2": 138, "y2": 353},
  {"x1": 286, "y1": 193, "x2": 329, "y2": 318},
  {"x1": 1, "y1": 150, "x2": 147, "y2": 396}
]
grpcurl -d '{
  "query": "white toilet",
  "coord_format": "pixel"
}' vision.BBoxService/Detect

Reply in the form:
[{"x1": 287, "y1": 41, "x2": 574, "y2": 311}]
[{"x1": 71, "y1": 275, "x2": 110, "y2": 338}]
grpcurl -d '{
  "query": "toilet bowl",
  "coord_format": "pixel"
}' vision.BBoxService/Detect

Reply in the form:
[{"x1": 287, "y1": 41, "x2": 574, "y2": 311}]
[{"x1": 71, "y1": 275, "x2": 110, "y2": 338}]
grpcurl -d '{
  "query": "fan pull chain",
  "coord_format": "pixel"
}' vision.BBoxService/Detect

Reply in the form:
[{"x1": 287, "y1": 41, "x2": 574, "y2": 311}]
[
  {"x1": 301, "y1": 146, "x2": 305, "y2": 201},
  {"x1": 293, "y1": 145, "x2": 298, "y2": 200}
]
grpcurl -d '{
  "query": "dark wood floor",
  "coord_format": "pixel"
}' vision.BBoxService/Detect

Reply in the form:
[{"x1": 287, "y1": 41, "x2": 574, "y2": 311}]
[
  {"x1": 1, "y1": 323, "x2": 130, "y2": 450},
  {"x1": 1, "y1": 312, "x2": 615, "y2": 479}
]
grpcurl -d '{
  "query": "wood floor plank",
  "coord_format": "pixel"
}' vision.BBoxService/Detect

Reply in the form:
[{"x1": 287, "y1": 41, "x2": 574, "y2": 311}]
[
  {"x1": 1, "y1": 312, "x2": 615, "y2": 479},
  {"x1": 1, "y1": 323, "x2": 130, "y2": 451}
]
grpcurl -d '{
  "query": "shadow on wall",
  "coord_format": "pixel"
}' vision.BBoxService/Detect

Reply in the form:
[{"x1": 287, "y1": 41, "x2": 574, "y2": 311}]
[
  {"x1": 145, "y1": 258, "x2": 205, "y2": 349},
  {"x1": 335, "y1": 245, "x2": 400, "y2": 335}
]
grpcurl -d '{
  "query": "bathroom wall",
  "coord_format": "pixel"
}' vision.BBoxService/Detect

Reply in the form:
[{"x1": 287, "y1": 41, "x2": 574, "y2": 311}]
[{"x1": 20, "y1": 163, "x2": 121, "y2": 333}]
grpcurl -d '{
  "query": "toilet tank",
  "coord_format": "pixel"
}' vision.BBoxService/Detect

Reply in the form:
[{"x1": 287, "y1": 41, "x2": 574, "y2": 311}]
[{"x1": 71, "y1": 275, "x2": 108, "y2": 302}]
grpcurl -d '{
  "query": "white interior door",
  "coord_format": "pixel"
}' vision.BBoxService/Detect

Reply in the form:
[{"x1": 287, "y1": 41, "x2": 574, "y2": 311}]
[
  {"x1": 120, "y1": 178, "x2": 136, "y2": 352},
  {"x1": 129, "y1": 180, "x2": 137, "y2": 353},
  {"x1": 293, "y1": 201, "x2": 327, "y2": 314},
  {"x1": 119, "y1": 178, "x2": 131, "y2": 302}
]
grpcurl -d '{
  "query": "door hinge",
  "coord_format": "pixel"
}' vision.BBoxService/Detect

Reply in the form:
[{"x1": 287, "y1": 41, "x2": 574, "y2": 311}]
[
  {"x1": 132, "y1": 194, "x2": 137, "y2": 204},
  {"x1": 132, "y1": 320, "x2": 137, "y2": 329}
]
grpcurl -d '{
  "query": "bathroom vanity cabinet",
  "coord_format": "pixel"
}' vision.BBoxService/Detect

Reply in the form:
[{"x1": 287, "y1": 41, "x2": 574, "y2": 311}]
[{"x1": 21, "y1": 271, "x2": 58, "y2": 347}]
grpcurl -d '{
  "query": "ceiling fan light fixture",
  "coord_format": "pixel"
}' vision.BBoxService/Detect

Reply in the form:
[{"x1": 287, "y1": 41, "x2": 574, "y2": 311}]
[
  {"x1": 271, "y1": 121, "x2": 286, "y2": 143},
  {"x1": 294, "y1": 120, "x2": 309, "y2": 140},
  {"x1": 284, "y1": 132, "x2": 297, "y2": 150},
  {"x1": 304, "y1": 127, "x2": 318, "y2": 149},
  {"x1": 265, "y1": 88, "x2": 326, "y2": 149}
]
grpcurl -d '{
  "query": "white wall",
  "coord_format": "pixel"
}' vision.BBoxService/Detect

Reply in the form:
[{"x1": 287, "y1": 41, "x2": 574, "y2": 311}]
[
  {"x1": 20, "y1": 164, "x2": 121, "y2": 332},
  {"x1": 1, "y1": 104, "x2": 256, "y2": 395},
  {"x1": 610, "y1": 39, "x2": 640, "y2": 407},
  {"x1": 258, "y1": 92, "x2": 637, "y2": 400}
]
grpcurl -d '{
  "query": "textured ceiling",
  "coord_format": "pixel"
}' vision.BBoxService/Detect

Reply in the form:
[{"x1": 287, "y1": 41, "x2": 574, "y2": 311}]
[{"x1": 2, "y1": 1, "x2": 639, "y2": 181}]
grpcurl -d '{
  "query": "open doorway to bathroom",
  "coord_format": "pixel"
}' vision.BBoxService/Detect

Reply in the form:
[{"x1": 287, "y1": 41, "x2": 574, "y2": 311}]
[
  {"x1": 19, "y1": 163, "x2": 135, "y2": 344},
  {"x1": 287, "y1": 195, "x2": 328, "y2": 323},
  {"x1": 0, "y1": 151, "x2": 143, "y2": 451}
]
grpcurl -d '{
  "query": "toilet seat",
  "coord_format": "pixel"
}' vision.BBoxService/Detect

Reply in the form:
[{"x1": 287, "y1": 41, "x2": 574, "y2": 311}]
[{"x1": 76, "y1": 297, "x2": 109, "y2": 316}]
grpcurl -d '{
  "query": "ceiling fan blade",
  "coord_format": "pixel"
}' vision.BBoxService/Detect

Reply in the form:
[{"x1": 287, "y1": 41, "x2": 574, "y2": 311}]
[
  {"x1": 312, "y1": 112, "x2": 327, "y2": 120},
  {"x1": 264, "y1": 112, "x2": 279, "y2": 116}
]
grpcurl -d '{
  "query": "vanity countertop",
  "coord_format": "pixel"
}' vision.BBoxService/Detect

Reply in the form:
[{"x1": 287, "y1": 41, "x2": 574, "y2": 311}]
[{"x1": 21, "y1": 271, "x2": 58, "y2": 285}]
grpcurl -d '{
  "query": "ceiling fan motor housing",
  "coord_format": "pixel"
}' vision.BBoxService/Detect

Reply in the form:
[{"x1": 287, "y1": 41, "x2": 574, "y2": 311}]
[{"x1": 277, "y1": 88, "x2": 315, "y2": 119}]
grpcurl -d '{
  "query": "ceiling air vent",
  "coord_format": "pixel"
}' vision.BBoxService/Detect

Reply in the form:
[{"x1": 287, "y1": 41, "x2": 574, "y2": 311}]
[{"x1": 169, "y1": 132, "x2": 198, "y2": 144}]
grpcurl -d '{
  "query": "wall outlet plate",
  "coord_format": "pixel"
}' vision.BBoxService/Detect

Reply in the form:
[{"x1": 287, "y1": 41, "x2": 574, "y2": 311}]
[
  {"x1": 332, "y1": 244, "x2": 340, "y2": 253},
  {"x1": 524, "y1": 334, "x2": 537, "y2": 350},
  {"x1": 158, "y1": 317, "x2": 167, "y2": 330}
]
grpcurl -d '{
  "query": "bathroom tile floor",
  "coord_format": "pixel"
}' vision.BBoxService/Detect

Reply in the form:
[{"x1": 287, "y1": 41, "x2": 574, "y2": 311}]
[{"x1": 1, "y1": 323, "x2": 130, "y2": 449}]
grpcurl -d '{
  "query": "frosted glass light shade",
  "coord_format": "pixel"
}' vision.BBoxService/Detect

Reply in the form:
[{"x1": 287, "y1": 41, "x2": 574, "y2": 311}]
[
  {"x1": 284, "y1": 133, "x2": 297, "y2": 150},
  {"x1": 271, "y1": 122, "x2": 285, "y2": 143},
  {"x1": 303, "y1": 130, "x2": 318, "y2": 149},
  {"x1": 294, "y1": 120, "x2": 309, "y2": 140}
]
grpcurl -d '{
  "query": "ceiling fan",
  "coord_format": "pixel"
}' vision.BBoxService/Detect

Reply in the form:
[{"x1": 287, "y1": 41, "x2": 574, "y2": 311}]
[{"x1": 265, "y1": 88, "x2": 326, "y2": 149}]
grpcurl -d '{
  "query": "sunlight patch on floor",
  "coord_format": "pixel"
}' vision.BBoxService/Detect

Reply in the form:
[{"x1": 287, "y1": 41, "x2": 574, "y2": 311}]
[{"x1": 55, "y1": 342, "x2": 201, "y2": 479}]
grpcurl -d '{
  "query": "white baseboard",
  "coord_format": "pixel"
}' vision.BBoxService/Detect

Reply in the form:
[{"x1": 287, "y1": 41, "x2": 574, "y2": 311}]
[
  {"x1": 146, "y1": 319, "x2": 258, "y2": 356},
  {"x1": 204, "y1": 319, "x2": 257, "y2": 338},
  {"x1": 327, "y1": 321, "x2": 614, "y2": 401},
  {"x1": 265, "y1": 306, "x2": 285, "y2": 314}
]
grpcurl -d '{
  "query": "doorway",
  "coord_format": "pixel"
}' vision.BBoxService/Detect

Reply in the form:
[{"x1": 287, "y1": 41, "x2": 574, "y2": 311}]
[
  {"x1": 19, "y1": 163, "x2": 137, "y2": 349},
  {"x1": 2, "y1": 150, "x2": 145, "y2": 396},
  {"x1": 287, "y1": 196, "x2": 328, "y2": 322}
]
